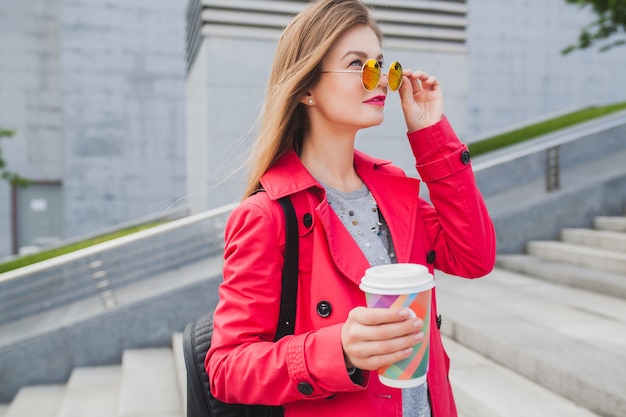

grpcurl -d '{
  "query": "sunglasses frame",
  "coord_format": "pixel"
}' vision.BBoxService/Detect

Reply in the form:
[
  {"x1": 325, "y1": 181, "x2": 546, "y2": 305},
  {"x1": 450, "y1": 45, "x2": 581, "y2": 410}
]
[{"x1": 321, "y1": 59, "x2": 403, "y2": 91}]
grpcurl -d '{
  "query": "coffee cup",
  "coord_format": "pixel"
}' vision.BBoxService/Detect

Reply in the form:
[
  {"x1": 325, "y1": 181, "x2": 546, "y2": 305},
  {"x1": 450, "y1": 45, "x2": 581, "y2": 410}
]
[{"x1": 359, "y1": 263, "x2": 435, "y2": 388}]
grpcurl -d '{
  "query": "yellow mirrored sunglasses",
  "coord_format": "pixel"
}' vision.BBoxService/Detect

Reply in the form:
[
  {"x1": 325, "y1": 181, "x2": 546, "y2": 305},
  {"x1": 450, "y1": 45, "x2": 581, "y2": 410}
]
[{"x1": 321, "y1": 59, "x2": 403, "y2": 91}]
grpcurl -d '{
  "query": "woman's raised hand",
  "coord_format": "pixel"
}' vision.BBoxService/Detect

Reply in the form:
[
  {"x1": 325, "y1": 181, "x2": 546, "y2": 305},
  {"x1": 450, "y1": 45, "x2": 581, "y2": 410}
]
[
  {"x1": 398, "y1": 70, "x2": 444, "y2": 132},
  {"x1": 341, "y1": 306, "x2": 424, "y2": 371}
]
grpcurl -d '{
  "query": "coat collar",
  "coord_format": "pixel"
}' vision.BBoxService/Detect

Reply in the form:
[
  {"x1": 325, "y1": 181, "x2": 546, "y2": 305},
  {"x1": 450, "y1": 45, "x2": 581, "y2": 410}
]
[
  {"x1": 260, "y1": 149, "x2": 421, "y2": 285},
  {"x1": 260, "y1": 149, "x2": 396, "y2": 198}
]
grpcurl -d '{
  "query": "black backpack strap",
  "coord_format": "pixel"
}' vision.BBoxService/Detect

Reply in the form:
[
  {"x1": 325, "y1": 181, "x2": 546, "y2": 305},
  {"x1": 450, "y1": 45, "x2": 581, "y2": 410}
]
[{"x1": 275, "y1": 196, "x2": 299, "y2": 341}]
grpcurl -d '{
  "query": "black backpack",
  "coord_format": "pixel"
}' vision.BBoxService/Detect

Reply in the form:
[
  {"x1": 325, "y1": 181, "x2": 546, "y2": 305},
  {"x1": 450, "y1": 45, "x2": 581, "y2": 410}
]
[{"x1": 183, "y1": 196, "x2": 299, "y2": 417}]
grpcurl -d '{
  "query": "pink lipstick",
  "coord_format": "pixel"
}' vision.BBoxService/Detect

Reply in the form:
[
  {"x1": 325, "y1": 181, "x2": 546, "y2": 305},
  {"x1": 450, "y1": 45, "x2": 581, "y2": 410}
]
[{"x1": 364, "y1": 95, "x2": 386, "y2": 106}]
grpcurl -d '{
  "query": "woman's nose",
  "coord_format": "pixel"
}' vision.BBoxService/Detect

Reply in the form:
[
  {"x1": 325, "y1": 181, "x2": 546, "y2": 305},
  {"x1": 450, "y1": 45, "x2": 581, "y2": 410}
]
[{"x1": 378, "y1": 73, "x2": 389, "y2": 89}]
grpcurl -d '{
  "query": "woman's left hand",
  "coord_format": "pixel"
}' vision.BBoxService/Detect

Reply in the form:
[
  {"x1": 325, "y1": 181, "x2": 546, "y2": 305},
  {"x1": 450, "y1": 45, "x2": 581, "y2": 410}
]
[{"x1": 398, "y1": 70, "x2": 444, "y2": 132}]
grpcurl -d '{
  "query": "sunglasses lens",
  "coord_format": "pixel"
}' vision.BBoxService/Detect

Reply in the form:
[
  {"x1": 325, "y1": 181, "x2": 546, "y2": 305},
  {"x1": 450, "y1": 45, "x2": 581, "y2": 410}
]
[
  {"x1": 388, "y1": 61, "x2": 403, "y2": 91},
  {"x1": 361, "y1": 59, "x2": 381, "y2": 91}
]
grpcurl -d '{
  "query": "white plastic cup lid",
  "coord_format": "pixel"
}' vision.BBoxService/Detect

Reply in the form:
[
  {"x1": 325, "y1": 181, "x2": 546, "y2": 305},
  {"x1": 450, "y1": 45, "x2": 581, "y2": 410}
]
[{"x1": 360, "y1": 263, "x2": 434, "y2": 295}]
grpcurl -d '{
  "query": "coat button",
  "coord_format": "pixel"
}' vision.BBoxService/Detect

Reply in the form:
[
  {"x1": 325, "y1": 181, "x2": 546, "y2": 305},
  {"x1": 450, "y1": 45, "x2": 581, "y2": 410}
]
[
  {"x1": 303, "y1": 213, "x2": 313, "y2": 228},
  {"x1": 298, "y1": 382, "x2": 314, "y2": 395},
  {"x1": 461, "y1": 150, "x2": 471, "y2": 164},
  {"x1": 426, "y1": 250, "x2": 436, "y2": 264},
  {"x1": 316, "y1": 301, "x2": 332, "y2": 318}
]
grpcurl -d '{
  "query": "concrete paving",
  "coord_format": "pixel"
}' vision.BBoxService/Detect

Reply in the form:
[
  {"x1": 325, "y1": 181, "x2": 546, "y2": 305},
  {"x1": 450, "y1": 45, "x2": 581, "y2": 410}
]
[
  {"x1": 527, "y1": 241, "x2": 626, "y2": 274},
  {"x1": 436, "y1": 267, "x2": 626, "y2": 417},
  {"x1": 117, "y1": 349, "x2": 182, "y2": 417},
  {"x1": 4, "y1": 385, "x2": 65, "y2": 417},
  {"x1": 445, "y1": 337, "x2": 601, "y2": 417},
  {"x1": 56, "y1": 366, "x2": 121, "y2": 417},
  {"x1": 496, "y1": 254, "x2": 626, "y2": 299},
  {"x1": 562, "y1": 228, "x2": 626, "y2": 252},
  {"x1": 595, "y1": 216, "x2": 626, "y2": 232}
]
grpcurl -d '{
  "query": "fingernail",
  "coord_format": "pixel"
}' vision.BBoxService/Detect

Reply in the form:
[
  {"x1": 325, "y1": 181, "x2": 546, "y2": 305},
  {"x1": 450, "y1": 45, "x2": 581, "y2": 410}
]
[
  {"x1": 413, "y1": 319, "x2": 423, "y2": 328},
  {"x1": 399, "y1": 309, "x2": 411, "y2": 318}
]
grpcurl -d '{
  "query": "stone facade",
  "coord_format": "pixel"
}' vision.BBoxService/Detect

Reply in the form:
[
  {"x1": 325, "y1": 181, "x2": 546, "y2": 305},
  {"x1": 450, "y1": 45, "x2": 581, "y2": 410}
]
[
  {"x1": 466, "y1": 0, "x2": 626, "y2": 139},
  {"x1": 0, "y1": 0, "x2": 187, "y2": 257}
]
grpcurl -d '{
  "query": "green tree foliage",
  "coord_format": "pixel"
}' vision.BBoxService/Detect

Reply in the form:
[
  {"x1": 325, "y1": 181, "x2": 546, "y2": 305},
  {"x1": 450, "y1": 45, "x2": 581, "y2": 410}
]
[
  {"x1": 562, "y1": 0, "x2": 626, "y2": 54},
  {"x1": 0, "y1": 127, "x2": 28, "y2": 186}
]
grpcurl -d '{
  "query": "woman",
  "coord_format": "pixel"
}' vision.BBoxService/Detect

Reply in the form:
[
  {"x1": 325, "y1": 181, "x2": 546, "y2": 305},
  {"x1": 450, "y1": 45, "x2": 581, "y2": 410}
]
[{"x1": 206, "y1": 1, "x2": 496, "y2": 416}]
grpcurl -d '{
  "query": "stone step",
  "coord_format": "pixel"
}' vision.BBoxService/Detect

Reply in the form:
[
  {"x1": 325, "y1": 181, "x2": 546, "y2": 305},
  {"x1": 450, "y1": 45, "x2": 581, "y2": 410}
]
[
  {"x1": 496, "y1": 254, "x2": 626, "y2": 299},
  {"x1": 595, "y1": 216, "x2": 626, "y2": 232},
  {"x1": 445, "y1": 337, "x2": 601, "y2": 417},
  {"x1": 435, "y1": 267, "x2": 626, "y2": 417},
  {"x1": 56, "y1": 366, "x2": 121, "y2": 417},
  {"x1": 4, "y1": 385, "x2": 65, "y2": 417},
  {"x1": 117, "y1": 348, "x2": 183, "y2": 417},
  {"x1": 0, "y1": 340, "x2": 186, "y2": 417},
  {"x1": 527, "y1": 240, "x2": 626, "y2": 274},
  {"x1": 562, "y1": 228, "x2": 626, "y2": 253}
]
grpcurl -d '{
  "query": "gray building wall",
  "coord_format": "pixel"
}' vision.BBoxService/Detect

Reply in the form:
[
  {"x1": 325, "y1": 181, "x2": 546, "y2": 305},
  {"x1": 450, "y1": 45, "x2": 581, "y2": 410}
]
[
  {"x1": 0, "y1": 0, "x2": 187, "y2": 257},
  {"x1": 186, "y1": 36, "x2": 267, "y2": 211},
  {"x1": 0, "y1": 0, "x2": 65, "y2": 256},
  {"x1": 466, "y1": 0, "x2": 626, "y2": 138},
  {"x1": 60, "y1": 0, "x2": 187, "y2": 237}
]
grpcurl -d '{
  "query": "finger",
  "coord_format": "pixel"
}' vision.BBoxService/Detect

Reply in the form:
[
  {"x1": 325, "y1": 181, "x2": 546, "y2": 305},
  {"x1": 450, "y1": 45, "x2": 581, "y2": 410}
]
[
  {"x1": 398, "y1": 69, "x2": 421, "y2": 94},
  {"x1": 350, "y1": 332, "x2": 421, "y2": 356},
  {"x1": 412, "y1": 71, "x2": 440, "y2": 91},
  {"x1": 343, "y1": 312, "x2": 423, "y2": 348},
  {"x1": 347, "y1": 332, "x2": 425, "y2": 370},
  {"x1": 349, "y1": 306, "x2": 415, "y2": 326},
  {"x1": 421, "y1": 75, "x2": 440, "y2": 91},
  {"x1": 370, "y1": 329, "x2": 425, "y2": 353},
  {"x1": 359, "y1": 317, "x2": 424, "y2": 343},
  {"x1": 411, "y1": 70, "x2": 430, "y2": 81}
]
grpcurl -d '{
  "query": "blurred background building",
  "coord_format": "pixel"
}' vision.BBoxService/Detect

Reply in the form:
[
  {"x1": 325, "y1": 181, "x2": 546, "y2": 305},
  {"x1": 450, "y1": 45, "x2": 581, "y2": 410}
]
[
  {"x1": 1, "y1": 0, "x2": 625, "y2": 258},
  {"x1": 0, "y1": 0, "x2": 188, "y2": 257}
]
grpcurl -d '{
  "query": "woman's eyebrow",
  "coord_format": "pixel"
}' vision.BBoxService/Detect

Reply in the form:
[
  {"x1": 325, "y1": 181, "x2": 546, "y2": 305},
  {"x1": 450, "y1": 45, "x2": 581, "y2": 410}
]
[{"x1": 341, "y1": 50, "x2": 384, "y2": 61}]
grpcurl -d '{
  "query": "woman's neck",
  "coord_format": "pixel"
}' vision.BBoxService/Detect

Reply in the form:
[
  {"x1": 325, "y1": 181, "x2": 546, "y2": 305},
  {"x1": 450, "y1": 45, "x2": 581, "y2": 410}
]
[{"x1": 299, "y1": 128, "x2": 362, "y2": 192}]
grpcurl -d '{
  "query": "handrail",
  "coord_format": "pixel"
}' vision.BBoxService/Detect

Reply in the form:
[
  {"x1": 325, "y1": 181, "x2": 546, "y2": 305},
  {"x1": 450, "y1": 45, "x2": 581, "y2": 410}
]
[
  {"x1": 0, "y1": 202, "x2": 238, "y2": 284},
  {"x1": 471, "y1": 110, "x2": 626, "y2": 172},
  {"x1": 0, "y1": 201, "x2": 238, "y2": 325}
]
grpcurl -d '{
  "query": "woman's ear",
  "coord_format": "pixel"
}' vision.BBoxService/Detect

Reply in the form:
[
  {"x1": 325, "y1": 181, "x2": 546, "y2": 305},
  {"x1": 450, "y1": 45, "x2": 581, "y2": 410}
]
[{"x1": 300, "y1": 93, "x2": 314, "y2": 106}]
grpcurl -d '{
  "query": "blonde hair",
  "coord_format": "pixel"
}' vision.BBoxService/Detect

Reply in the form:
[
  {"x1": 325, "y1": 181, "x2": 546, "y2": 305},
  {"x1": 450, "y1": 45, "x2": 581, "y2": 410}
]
[{"x1": 243, "y1": 0, "x2": 382, "y2": 198}]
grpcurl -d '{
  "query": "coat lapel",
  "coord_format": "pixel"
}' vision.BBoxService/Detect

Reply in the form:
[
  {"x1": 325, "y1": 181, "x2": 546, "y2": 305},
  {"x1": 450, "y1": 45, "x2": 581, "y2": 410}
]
[
  {"x1": 315, "y1": 200, "x2": 371, "y2": 286},
  {"x1": 354, "y1": 153, "x2": 422, "y2": 265}
]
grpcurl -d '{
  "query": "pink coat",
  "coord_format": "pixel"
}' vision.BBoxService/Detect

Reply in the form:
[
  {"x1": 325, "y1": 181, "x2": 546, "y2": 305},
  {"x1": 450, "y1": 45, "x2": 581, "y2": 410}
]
[{"x1": 206, "y1": 116, "x2": 496, "y2": 417}]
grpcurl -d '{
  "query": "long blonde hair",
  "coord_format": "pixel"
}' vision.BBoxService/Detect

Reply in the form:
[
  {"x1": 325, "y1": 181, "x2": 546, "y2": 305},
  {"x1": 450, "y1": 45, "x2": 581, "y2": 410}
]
[{"x1": 243, "y1": 0, "x2": 382, "y2": 198}]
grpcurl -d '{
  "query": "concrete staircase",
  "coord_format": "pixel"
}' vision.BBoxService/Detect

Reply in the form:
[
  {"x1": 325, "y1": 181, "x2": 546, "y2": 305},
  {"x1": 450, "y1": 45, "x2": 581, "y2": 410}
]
[
  {"x1": 496, "y1": 214, "x2": 626, "y2": 298},
  {"x1": 440, "y1": 210, "x2": 626, "y2": 417},
  {"x1": 0, "y1": 334, "x2": 187, "y2": 417},
  {"x1": 1, "y1": 212, "x2": 624, "y2": 417}
]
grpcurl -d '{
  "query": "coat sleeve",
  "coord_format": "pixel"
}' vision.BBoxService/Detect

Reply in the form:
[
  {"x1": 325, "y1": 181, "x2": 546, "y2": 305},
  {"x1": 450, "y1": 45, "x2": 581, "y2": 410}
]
[
  {"x1": 408, "y1": 116, "x2": 496, "y2": 278},
  {"x1": 205, "y1": 196, "x2": 364, "y2": 406}
]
